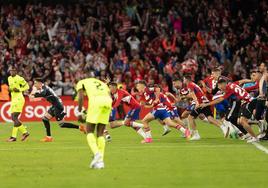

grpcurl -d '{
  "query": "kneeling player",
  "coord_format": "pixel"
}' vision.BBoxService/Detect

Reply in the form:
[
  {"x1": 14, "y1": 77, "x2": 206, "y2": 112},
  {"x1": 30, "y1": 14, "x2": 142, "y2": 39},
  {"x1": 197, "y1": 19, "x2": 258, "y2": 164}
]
[{"x1": 30, "y1": 78, "x2": 84, "y2": 142}]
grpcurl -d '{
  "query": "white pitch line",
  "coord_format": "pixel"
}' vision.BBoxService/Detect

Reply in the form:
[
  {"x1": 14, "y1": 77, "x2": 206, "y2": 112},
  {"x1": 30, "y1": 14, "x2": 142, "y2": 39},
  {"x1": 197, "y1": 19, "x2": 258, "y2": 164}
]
[
  {"x1": 251, "y1": 142, "x2": 268, "y2": 154},
  {"x1": 0, "y1": 145, "x2": 250, "y2": 151}
]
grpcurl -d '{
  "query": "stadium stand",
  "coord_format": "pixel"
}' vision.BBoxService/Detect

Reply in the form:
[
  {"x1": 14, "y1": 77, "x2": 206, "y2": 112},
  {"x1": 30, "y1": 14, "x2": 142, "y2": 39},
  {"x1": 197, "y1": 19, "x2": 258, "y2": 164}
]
[{"x1": 0, "y1": 0, "x2": 267, "y2": 96}]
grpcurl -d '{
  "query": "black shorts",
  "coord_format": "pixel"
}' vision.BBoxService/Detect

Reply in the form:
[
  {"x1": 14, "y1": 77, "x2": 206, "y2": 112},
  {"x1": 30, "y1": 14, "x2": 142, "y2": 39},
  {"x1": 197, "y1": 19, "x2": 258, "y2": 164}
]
[
  {"x1": 240, "y1": 99, "x2": 257, "y2": 119},
  {"x1": 226, "y1": 100, "x2": 241, "y2": 122},
  {"x1": 255, "y1": 98, "x2": 266, "y2": 120},
  {"x1": 48, "y1": 105, "x2": 65, "y2": 121},
  {"x1": 190, "y1": 106, "x2": 213, "y2": 118}
]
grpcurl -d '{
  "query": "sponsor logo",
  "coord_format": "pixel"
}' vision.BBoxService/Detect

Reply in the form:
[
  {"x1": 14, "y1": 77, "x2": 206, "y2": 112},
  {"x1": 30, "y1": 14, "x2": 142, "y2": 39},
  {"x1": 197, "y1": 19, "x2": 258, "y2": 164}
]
[
  {"x1": 0, "y1": 101, "x2": 80, "y2": 122},
  {"x1": 0, "y1": 102, "x2": 12, "y2": 122}
]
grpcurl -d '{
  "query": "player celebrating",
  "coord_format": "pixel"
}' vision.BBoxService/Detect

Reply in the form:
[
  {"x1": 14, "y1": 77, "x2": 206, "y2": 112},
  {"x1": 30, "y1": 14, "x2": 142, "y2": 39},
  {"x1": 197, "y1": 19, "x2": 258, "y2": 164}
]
[
  {"x1": 183, "y1": 75, "x2": 229, "y2": 140},
  {"x1": 135, "y1": 81, "x2": 172, "y2": 139},
  {"x1": 139, "y1": 84, "x2": 191, "y2": 143},
  {"x1": 7, "y1": 67, "x2": 30, "y2": 142},
  {"x1": 201, "y1": 68, "x2": 221, "y2": 101},
  {"x1": 76, "y1": 78, "x2": 112, "y2": 169},
  {"x1": 30, "y1": 78, "x2": 83, "y2": 142},
  {"x1": 200, "y1": 78, "x2": 258, "y2": 143},
  {"x1": 109, "y1": 82, "x2": 146, "y2": 140}
]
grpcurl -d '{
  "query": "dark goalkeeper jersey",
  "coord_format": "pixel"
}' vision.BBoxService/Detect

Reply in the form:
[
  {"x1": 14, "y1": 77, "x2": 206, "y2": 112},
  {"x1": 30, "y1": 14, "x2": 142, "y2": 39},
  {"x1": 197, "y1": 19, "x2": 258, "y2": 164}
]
[{"x1": 34, "y1": 85, "x2": 63, "y2": 107}]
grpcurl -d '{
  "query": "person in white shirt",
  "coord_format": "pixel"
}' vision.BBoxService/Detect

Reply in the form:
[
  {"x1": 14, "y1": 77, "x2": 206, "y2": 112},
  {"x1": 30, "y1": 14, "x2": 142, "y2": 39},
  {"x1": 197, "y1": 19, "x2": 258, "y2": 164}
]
[{"x1": 127, "y1": 35, "x2": 140, "y2": 56}]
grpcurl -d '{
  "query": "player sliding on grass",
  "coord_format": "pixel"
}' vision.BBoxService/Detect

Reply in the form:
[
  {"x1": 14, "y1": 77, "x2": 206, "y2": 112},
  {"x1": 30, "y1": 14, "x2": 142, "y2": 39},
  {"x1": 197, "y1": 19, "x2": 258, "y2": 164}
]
[
  {"x1": 29, "y1": 78, "x2": 85, "y2": 142},
  {"x1": 108, "y1": 82, "x2": 147, "y2": 140},
  {"x1": 200, "y1": 78, "x2": 259, "y2": 143},
  {"x1": 7, "y1": 67, "x2": 30, "y2": 142},
  {"x1": 76, "y1": 77, "x2": 112, "y2": 169}
]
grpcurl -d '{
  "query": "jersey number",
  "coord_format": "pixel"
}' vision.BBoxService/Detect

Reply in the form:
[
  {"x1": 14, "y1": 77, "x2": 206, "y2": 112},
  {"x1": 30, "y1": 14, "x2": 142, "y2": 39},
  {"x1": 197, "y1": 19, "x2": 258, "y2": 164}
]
[
  {"x1": 94, "y1": 81, "x2": 104, "y2": 90},
  {"x1": 233, "y1": 86, "x2": 245, "y2": 97}
]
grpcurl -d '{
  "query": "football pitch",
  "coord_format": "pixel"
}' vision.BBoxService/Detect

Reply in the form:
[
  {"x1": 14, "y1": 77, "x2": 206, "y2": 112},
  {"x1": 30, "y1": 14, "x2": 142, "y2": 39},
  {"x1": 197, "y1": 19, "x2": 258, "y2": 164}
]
[{"x1": 0, "y1": 121, "x2": 268, "y2": 188}]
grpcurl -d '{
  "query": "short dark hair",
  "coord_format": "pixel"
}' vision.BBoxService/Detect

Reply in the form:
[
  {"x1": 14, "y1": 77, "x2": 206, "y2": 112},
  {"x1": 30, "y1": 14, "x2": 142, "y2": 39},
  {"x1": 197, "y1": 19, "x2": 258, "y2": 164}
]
[
  {"x1": 172, "y1": 77, "x2": 181, "y2": 82},
  {"x1": 136, "y1": 80, "x2": 147, "y2": 86},
  {"x1": 183, "y1": 74, "x2": 192, "y2": 81},
  {"x1": 155, "y1": 84, "x2": 163, "y2": 92},
  {"x1": 9, "y1": 67, "x2": 16, "y2": 71},
  {"x1": 250, "y1": 69, "x2": 261, "y2": 74},
  {"x1": 108, "y1": 82, "x2": 117, "y2": 87},
  {"x1": 258, "y1": 62, "x2": 268, "y2": 67},
  {"x1": 218, "y1": 78, "x2": 227, "y2": 84},
  {"x1": 34, "y1": 78, "x2": 44, "y2": 83},
  {"x1": 211, "y1": 67, "x2": 221, "y2": 72}
]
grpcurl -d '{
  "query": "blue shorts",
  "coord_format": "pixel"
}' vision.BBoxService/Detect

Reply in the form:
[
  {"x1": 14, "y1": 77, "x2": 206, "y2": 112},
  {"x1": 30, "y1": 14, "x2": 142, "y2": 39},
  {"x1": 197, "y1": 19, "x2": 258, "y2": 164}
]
[
  {"x1": 109, "y1": 108, "x2": 117, "y2": 122},
  {"x1": 215, "y1": 100, "x2": 229, "y2": 113},
  {"x1": 170, "y1": 109, "x2": 179, "y2": 119},
  {"x1": 125, "y1": 108, "x2": 141, "y2": 121},
  {"x1": 186, "y1": 103, "x2": 196, "y2": 111},
  {"x1": 151, "y1": 109, "x2": 170, "y2": 120}
]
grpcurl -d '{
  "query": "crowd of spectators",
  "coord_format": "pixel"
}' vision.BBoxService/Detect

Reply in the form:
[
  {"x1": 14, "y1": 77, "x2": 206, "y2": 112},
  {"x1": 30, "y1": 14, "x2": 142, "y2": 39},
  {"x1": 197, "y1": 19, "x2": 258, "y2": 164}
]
[{"x1": 0, "y1": 0, "x2": 267, "y2": 96}]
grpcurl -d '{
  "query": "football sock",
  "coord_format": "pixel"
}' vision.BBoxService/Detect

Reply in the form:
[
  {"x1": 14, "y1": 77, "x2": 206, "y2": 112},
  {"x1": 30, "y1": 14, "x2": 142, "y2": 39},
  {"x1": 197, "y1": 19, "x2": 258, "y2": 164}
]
[
  {"x1": 18, "y1": 124, "x2": 27, "y2": 134},
  {"x1": 176, "y1": 125, "x2": 186, "y2": 134},
  {"x1": 203, "y1": 117, "x2": 209, "y2": 122},
  {"x1": 136, "y1": 128, "x2": 147, "y2": 139},
  {"x1": 220, "y1": 124, "x2": 226, "y2": 133},
  {"x1": 11, "y1": 127, "x2": 19, "y2": 138},
  {"x1": 131, "y1": 121, "x2": 144, "y2": 128},
  {"x1": 144, "y1": 129, "x2": 152, "y2": 139},
  {"x1": 97, "y1": 136, "x2": 105, "y2": 160},
  {"x1": 183, "y1": 118, "x2": 189, "y2": 127},
  {"x1": 163, "y1": 124, "x2": 169, "y2": 131},
  {"x1": 59, "y1": 122, "x2": 79, "y2": 129},
  {"x1": 42, "y1": 118, "x2": 51, "y2": 136},
  {"x1": 232, "y1": 122, "x2": 248, "y2": 135},
  {"x1": 87, "y1": 133, "x2": 99, "y2": 155}
]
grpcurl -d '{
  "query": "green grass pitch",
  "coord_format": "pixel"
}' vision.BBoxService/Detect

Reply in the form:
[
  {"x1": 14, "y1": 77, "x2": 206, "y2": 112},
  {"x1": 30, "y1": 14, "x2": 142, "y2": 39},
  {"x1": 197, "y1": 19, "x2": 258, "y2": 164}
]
[{"x1": 0, "y1": 120, "x2": 268, "y2": 188}]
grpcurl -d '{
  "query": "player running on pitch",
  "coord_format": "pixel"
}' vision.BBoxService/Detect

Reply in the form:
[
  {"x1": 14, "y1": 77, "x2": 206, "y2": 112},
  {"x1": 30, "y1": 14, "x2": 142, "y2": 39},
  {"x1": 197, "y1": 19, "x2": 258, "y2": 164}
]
[
  {"x1": 139, "y1": 85, "x2": 191, "y2": 143},
  {"x1": 109, "y1": 82, "x2": 147, "y2": 140},
  {"x1": 30, "y1": 78, "x2": 84, "y2": 142},
  {"x1": 7, "y1": 67, "x2": 30, "y2": 142},
  {"x1": 135, "y1": 81, "x2": 172, "y2": 139},
  {"x1": 76, "y1": 77, "x2": 112, "y2": 169},
  {"x1": 183, "y1": 75, "x2": 229, "y2": 140}
]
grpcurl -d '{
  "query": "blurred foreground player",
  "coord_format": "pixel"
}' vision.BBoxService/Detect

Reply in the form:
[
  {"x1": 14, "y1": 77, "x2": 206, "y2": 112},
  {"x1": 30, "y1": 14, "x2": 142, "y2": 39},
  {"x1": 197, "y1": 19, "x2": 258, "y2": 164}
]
[
  {"x1": 7, "y1": 67, "x2": 30, "y2": 142},
  {"x1": 76, "y1": 78, "x2": 112, "y2": 169}
]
